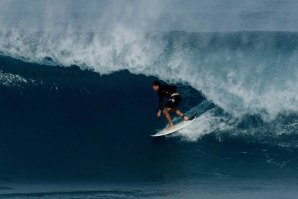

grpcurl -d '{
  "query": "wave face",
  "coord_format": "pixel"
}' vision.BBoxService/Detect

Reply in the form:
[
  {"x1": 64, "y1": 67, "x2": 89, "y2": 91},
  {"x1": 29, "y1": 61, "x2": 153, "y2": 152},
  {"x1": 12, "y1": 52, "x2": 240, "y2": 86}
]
[
  {"x1": 0, "y1": 31, "x2": 298, "y2": 121},
  {"x1": 0, "y1": 55, "x2": 297, "y2": 186},
  {"x1": 0, "y1": 56, "x2": 204, "y2": 183}
]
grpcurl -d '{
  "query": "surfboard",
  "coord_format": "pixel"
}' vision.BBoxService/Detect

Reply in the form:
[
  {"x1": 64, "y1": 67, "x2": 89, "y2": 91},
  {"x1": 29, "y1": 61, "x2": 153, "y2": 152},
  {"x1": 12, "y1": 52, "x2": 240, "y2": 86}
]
[{"x1": 151, "y1": 116, "x2": 196, "y2": 137}]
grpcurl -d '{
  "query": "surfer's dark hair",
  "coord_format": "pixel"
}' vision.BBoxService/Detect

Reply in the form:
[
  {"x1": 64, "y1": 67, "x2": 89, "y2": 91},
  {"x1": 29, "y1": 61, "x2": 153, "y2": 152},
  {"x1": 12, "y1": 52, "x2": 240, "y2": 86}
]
[{"x1": 152, "y1": 80, "x2": 161, "y2": 87}]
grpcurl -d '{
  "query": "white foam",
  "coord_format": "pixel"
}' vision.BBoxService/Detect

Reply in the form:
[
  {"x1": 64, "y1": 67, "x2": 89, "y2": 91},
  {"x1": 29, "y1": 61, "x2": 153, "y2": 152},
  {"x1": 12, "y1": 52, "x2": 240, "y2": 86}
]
[
  {"x1": 1, "y1": 0, "x2": 298, "y2": 32},
  {"x1": 176, "y1": 105, "x2": 235, "y2": 141},
  {"x1": 0, "y1": 71, "x2": 28, "y2": 87},
  {"x1": 0, "y1": 30, "x2": 298, "y2": 121},
  {"x1": 1, "y1": 1, "x2": 298, "y2": 120}
]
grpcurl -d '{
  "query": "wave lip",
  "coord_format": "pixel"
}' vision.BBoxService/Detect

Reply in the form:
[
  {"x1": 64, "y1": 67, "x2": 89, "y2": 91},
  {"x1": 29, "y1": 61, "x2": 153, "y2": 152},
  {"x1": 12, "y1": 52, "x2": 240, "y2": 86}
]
[{"x1": 1, "y1": 31, "x2": 298, "y2": 121}]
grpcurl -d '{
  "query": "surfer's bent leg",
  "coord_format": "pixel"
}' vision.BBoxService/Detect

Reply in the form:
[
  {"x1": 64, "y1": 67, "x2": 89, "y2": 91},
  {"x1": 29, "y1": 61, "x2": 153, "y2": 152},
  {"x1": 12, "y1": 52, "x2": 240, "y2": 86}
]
[
  {"x1": 163, "y1": 108, "x2": 175, "y2": 129},
  {"x1": 175, "y1": 109, "x2": 189, "y2": 121},
  {"x1": 168, "y1": 95, "x2": 189, "y2": 121}
]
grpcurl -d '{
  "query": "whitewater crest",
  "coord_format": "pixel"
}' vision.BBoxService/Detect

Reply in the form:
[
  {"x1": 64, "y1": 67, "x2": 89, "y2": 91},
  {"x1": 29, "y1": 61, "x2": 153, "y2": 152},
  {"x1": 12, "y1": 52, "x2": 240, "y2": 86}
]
[
  {"x1": 0, "y1": 30, "x2": 298, "y2": 121},
  {"x1": 0, "y1": 70, "x2": 28, "y2": 87}
]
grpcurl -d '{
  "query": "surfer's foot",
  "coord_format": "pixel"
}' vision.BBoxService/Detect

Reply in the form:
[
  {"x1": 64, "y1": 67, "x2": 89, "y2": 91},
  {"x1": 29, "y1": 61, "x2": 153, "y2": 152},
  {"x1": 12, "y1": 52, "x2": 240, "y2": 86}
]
[
  {"x1": 167, "y1": 125, "x2": 175, "y2": 130},
  {"x1": 182, "y1": 115, "x2": 189, "y2": 121}
]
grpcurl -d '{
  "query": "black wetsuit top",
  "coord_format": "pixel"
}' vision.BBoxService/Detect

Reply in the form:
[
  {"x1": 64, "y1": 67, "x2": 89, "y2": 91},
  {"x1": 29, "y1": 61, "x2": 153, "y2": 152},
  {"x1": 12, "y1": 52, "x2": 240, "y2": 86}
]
[{"x1": 157, "y1": 84, "x2": 177, "y2": 111}]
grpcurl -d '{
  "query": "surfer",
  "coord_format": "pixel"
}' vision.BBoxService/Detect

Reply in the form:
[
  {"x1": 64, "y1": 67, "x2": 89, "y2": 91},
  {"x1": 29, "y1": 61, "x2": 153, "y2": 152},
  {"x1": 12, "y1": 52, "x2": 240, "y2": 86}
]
[{"x1": 152, "y1": 80, "x2": 189, "y2": 130}]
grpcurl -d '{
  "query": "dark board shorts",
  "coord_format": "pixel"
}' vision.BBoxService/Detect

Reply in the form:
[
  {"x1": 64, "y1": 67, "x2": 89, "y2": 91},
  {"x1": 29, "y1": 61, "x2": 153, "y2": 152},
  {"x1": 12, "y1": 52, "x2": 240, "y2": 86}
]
[{"x1": 165, "y1": 95, "x2": 181, "y2": 109}]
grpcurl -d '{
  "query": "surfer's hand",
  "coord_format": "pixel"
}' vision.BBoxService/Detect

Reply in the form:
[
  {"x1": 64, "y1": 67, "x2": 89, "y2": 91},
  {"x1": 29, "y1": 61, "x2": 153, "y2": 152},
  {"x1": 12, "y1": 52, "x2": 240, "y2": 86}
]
[{"x1": 157, "y1": 110, "x2": 161, "y2": 117}]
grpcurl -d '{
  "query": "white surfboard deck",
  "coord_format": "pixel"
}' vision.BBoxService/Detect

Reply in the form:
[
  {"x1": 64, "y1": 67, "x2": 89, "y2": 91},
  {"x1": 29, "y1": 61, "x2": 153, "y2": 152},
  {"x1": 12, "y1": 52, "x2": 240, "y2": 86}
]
[{"x1": 151, "y1": 117, "x2": 196, "y2": 137}]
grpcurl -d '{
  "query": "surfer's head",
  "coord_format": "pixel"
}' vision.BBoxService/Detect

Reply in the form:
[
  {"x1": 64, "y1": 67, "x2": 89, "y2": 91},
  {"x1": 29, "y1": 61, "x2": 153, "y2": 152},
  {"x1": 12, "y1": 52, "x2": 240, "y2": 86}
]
[{"x1": 152, "y1": 80, "x2": 161, "y2": 91}]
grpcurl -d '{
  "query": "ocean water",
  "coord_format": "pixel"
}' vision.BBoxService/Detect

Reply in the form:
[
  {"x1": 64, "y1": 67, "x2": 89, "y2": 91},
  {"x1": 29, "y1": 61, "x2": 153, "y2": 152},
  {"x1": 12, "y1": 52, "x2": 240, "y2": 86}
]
[{"x1": 1, "y1": 0, "x2": 298, "y2": 198}]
